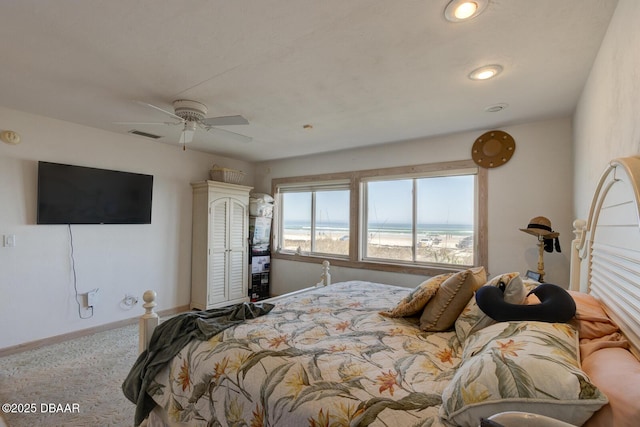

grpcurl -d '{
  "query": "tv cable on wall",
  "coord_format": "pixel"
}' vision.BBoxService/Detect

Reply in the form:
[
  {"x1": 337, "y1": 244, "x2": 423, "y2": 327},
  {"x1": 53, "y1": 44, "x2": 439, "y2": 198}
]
[{"x1": 68, "y1": 224, "x2": 94, "y2": 319}]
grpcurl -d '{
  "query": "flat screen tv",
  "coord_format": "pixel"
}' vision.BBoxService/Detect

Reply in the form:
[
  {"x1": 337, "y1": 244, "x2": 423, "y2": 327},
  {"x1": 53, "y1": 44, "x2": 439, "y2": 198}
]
[{"x1": 37, "y1": 161, "x2": 153, "y2": 224}]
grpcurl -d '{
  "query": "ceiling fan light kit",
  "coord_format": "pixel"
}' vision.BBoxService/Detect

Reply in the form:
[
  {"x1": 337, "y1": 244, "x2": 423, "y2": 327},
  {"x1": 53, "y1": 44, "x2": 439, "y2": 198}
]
[
  {"x1": 179, "y1": 121, "x2": 197, "y2": 145},
  {"x1": 118, "y1": 99, "x2": 252, "y2": 148}
]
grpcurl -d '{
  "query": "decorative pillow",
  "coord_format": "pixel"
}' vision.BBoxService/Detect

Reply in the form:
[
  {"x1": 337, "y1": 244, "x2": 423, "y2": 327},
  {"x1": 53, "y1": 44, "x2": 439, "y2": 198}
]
[
  {"x1": 441, "y1": 321, "x2": 608, "y2": 427},
  {"x1": 379, "y1": 273, "x2": 452, "y2": 318},
  {"x1": 568, "y1": 291, "x2": 620, "y2": 339},
  {"x1": 582, "y1": 347, "x2": 640, "y2": 427},
  {"x1": 419, "y1": 269, "x2": 477, "y2": 331},
  {"x1": 469, "y1": 265, "x2": 488, "y2": 290},
  {"x1": 455, "y1": 272, "x2": 526, "y2": 344}
]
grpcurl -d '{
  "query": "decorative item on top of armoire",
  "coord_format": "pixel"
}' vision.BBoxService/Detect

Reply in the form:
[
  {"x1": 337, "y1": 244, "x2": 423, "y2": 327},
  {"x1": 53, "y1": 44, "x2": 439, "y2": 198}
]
[
  {"x1": 209, "y1": 164, "x2": 246, "y2": 185},
  {"x1": 520, "y1": 216, "x2": 561, "y2": 283},
  {"x1": 471, "y1": 130, "x2": 515, "y2": 168}
]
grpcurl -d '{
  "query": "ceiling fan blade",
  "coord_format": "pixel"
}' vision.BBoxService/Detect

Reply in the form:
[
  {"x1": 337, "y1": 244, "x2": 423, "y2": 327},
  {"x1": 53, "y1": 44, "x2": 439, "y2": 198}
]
[
  {"x1": 205, "y1": 126, "x2": 252, "y2": 143},
  {"x1": 114, "y1": 121, "x2": 180, "y2": 126},
  {"x1": 135, "y1": 101, "x2": 184, "y2": 122},
  {"x1": 201, "y1": 115, "x2": 249, "y2": 127}
]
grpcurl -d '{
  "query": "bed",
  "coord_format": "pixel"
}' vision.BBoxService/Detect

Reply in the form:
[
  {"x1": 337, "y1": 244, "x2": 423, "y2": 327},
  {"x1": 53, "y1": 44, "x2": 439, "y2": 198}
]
[{"x1": 126, "y1": 157, "x2": 640, "y2": 427}]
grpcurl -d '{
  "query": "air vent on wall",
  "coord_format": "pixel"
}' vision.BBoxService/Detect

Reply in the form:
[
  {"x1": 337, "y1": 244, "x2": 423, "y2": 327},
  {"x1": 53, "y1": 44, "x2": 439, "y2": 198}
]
[{"x1": 128, "y1": 129, "x2": 163, "y2": 139}]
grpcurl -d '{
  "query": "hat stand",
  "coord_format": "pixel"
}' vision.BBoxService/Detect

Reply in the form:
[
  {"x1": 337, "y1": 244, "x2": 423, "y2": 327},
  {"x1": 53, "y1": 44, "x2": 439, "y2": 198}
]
[{"x1": 536, "y1": 236, "x2": 546, "y2": 282}]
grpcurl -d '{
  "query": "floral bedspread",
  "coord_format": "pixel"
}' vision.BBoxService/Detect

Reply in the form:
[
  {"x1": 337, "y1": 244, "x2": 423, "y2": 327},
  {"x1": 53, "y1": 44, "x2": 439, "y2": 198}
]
[{"x1": 149, "y1": 281, "x2": 462, "y2": 426}]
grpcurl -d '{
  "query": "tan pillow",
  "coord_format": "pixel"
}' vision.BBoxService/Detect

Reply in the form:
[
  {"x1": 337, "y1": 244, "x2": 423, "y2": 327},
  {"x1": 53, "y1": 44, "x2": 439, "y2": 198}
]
[
  {"x1": 379, "y1": 273, "x2": 452, "y2": 318},
  {"x1": 469, "y1": 265, "x2": 487, "y2": 290},
  {"x1": 419, "y1": 269, "x2": 476, "y2": 331}
]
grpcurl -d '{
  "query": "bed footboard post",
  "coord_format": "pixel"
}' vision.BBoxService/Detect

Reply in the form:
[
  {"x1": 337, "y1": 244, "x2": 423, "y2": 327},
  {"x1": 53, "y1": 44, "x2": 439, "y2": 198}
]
[
  {"x1": 570, "y1": 219, "x2": 586, "y2": 291},
  {"x1": 323, "y1": 260, "x2": 331, "y2": 286},
  {"x1": 318, "y1": 260, "x2": 331, "y2": 287},
  {"x1": 139, "y1": 290, "x2": 159, "y2": 354}
]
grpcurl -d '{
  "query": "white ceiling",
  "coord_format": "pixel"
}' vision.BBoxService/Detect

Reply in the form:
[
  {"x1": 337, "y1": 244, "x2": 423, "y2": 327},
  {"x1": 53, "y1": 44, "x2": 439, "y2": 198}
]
[{"x1": 0, "y1": 0, "x2": 617, "y2": 162}]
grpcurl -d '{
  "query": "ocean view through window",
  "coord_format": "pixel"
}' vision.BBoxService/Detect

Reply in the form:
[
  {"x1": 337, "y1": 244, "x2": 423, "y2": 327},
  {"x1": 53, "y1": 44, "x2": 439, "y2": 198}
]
[
  {"x1": 273, "y1": 159, "x2": 486, "y2": 275},
  {"x1": 281, "y1": 189, "x2": 350, "y2": 256},
  {"x1": 364, "y1": 174, "x2": 475, "y2": 266},
  {"x1": 282, "y1": 220, "x2": 473, "y2": 262}
]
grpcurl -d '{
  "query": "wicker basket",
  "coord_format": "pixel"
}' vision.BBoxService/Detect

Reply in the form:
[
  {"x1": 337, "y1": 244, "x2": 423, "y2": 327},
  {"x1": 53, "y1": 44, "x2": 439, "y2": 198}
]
[{"x1": 209, "y1": 165, "x2": 246, "y2": 184}]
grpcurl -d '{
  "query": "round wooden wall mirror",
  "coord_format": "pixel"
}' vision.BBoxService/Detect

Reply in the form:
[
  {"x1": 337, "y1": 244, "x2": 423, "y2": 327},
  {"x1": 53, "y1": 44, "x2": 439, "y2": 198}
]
[{"x1": 471, "y1": 130, "x2": 515, "y2": 168}]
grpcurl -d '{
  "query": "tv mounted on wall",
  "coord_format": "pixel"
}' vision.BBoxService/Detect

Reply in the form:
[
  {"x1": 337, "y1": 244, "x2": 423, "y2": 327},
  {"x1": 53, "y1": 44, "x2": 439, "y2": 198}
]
[{"x1": 37, "y1": 161, "x2": 153, "y2": 224}]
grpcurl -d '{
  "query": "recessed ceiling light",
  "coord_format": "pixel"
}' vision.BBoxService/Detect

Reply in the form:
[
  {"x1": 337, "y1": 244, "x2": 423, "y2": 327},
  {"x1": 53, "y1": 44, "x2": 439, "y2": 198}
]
[
  {"x1": 444, "y1": 0, "x2": 488, "y2": 22},
  {"x1": 469, "y1": 64, "x2": 503, "y2": 81},
  {"x1": 485, "y1": 103, "x2": 508, "y2": 113}
]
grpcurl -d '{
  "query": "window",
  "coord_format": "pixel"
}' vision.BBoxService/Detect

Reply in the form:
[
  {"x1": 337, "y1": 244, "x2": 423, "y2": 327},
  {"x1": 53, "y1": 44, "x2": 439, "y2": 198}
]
[
  {"x1": 278, "y1": 182, "x2": 350, "y2": 257},
  {"x1": 365, "y1": 179, "x2": 413, "y2": 261},
  {"x1": 364, "y1": 174, "x2": 475, "y2": 266},
  {"x1": 273, "y1": 160, "x2": 486, "y2": 275}
]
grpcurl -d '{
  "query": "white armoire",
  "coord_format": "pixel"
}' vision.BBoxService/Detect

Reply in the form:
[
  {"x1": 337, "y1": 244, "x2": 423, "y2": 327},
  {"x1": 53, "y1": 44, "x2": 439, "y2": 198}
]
[{"x1": 190, "y1": 181, "x2": 252, "y2": 310}]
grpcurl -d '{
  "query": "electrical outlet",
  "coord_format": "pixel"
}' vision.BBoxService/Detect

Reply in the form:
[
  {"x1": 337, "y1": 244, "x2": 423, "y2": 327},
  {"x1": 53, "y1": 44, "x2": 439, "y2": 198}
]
[
  {"x1": 122, "y1": 294, "x2": 138, "y2": 307},
  {"x1": 87, "y1": 289, "x2": 99, "y2": 307}
]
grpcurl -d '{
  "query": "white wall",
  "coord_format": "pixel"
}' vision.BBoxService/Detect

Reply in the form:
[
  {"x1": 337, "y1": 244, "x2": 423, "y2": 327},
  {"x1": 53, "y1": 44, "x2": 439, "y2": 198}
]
[
  {"x1": 0, "y1": 106, "x2": 254, "y2": 349},
  {"x1": 574, "y1": 0, "x2": 640, "y2": 217},
  {"x1": 256, "y1": 117, "x2": 574, "y2": 294}
]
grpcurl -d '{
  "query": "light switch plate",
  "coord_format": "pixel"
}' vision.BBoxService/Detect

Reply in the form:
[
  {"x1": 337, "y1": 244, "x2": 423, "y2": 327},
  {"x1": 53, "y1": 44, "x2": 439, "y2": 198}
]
[{"x1": 4, "y1": 234, "x2": 16, "y2": 247}]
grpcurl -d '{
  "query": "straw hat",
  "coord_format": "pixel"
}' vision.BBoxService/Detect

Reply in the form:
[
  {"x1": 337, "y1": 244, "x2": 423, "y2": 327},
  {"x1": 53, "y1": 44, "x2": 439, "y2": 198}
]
[{"x1": 520, "y1": 216, "x2": 560, "y2": 239}]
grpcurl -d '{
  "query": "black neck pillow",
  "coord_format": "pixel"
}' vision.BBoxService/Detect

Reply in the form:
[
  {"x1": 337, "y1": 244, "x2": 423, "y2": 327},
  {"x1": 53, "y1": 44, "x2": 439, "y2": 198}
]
[{"x1": 475, "y1": 283, "x2": 576, "y2": 323}]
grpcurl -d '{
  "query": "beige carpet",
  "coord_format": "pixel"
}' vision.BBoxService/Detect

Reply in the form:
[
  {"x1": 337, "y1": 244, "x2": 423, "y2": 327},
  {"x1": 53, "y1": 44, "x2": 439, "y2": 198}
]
[{"x1": 0, "y1": 324, "x2": 139, "y2": 426}]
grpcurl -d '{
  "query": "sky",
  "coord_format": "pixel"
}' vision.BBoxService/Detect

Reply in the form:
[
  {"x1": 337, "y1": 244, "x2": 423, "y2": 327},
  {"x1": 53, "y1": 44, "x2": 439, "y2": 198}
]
[{"x1": 283, "y1": 175, "x2": 474, "y2": 225}]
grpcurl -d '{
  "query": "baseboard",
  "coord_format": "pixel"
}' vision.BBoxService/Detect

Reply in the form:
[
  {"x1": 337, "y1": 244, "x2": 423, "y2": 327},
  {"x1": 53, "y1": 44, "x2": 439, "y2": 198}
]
[{"x1": 0, "y1": 305, "x2": 189, "y2": 357}]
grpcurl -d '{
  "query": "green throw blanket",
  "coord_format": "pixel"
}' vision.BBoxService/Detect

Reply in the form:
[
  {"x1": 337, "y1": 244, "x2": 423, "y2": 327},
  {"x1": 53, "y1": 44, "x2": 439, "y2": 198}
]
[{"x1": 122, "y1": 302, "x2": 275, "y2": 426}]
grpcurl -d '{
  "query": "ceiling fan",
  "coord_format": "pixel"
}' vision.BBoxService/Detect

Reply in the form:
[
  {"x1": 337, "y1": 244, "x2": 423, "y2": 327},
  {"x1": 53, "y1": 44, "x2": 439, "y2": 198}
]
[{"x1": 117, "y1": 99, "x2": 251, "y2": 149}]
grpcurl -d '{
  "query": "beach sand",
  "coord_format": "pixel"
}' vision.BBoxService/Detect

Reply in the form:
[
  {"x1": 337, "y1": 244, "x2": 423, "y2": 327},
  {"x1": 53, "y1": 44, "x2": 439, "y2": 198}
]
[
  {"x1": 283, "y1": 230, "x2": 468, "y2": 247},
  {"x1": 282, "y1": 230, "x2": 473, "y2": 265}
]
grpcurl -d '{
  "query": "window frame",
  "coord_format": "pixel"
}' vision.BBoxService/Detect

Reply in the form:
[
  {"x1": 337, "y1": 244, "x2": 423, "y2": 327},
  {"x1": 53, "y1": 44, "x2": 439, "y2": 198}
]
[
  {"x1": 278, "y1": 182, "x2": 352, "y2": 258},
  {"x1": 272, "y1": 159, "x2": 487, "y2": 276}
]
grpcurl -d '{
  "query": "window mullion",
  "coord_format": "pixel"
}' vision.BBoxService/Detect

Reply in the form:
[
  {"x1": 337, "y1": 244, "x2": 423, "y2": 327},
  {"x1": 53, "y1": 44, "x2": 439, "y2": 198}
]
[
  {"x1": 412, "y1": 179, "x2": 418, "y2": 262},
  {"x1": 311, "y1": 191, "x2": 316, "y2": 252},
  {"x1": 357, "y1": 181, "x2": 369, "y2": 261}
]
